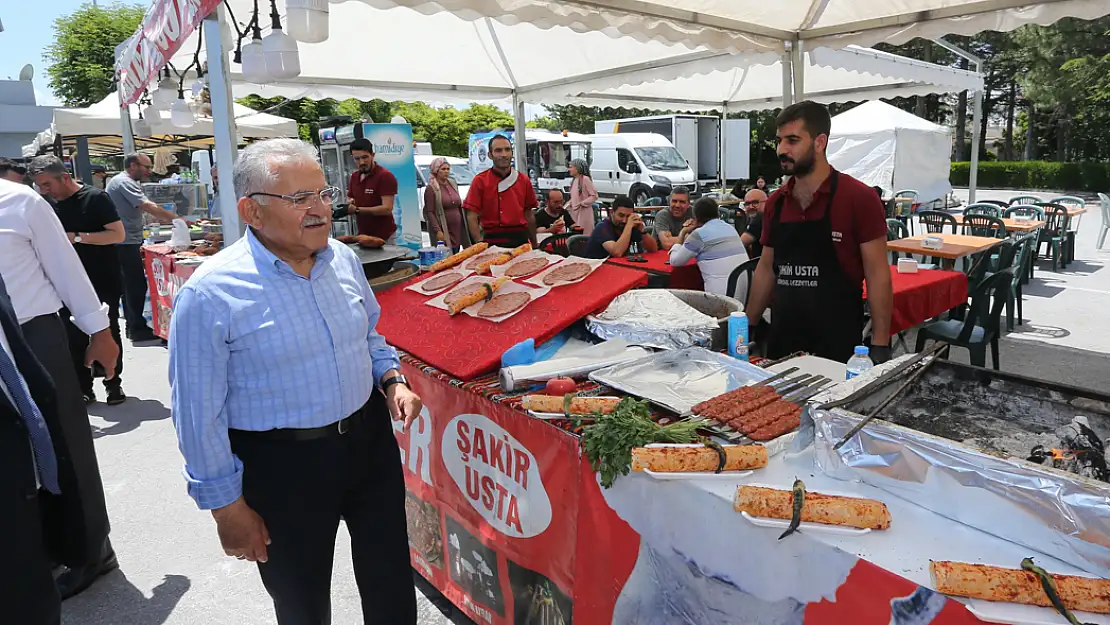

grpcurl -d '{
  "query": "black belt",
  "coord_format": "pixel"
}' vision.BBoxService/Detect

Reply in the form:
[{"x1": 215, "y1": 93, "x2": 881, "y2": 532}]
[{"x1": 229, "y1": 403, "x2": 368, "y2": 442}]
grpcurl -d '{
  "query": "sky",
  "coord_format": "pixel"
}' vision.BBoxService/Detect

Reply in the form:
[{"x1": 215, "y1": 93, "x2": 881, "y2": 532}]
[{"x1": 0, "y1": 0, "x2": 95, "y2": 105}]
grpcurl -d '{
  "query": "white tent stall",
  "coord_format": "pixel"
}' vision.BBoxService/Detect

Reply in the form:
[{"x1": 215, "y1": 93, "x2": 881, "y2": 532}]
[
  {"x1": 827, "y1": 100, "x2": 953, "y2": 203},
  {"x1": 52, "y1": 93, "x2": 297, "y2": 139}
]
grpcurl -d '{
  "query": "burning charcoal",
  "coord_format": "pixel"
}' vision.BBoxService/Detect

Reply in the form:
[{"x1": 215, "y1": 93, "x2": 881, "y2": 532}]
[{"x1": 1043, "y1": 417, "x2": 1110, "y2": 483}]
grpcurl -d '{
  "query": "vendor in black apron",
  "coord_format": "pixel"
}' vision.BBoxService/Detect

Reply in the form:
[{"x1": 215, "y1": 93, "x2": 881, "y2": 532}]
[{"x1": 745, "y1": 101, "x2": 894, "y2": 364}]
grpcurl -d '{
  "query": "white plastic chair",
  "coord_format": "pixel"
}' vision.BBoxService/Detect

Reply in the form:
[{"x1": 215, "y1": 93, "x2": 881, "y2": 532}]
[{"x1": 1098, "y1": 193, "x2": 1110, "y2": 250}]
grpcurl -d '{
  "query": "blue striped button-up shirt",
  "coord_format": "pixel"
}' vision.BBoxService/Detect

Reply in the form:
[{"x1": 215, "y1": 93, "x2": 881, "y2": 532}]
[{"x1": 168, "y1": 228, "x2": 400, "y2": 510}]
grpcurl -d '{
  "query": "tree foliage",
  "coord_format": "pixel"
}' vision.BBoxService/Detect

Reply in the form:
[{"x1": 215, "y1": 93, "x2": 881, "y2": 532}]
[{"x1": 44, "y1": 2, "x2": 146, "y2": 107}]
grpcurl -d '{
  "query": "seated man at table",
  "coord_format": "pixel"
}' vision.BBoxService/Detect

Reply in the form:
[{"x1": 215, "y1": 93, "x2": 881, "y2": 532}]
[
  {"x1": 741, "y1": 188, "x2": 768, "y2": 259},
  {"x1": 670, "y1": 197, "x2": 749, "y2": 297},
  {"x1": 653, "y1": 186, "x2": 692, "y2": 250},
  {"x1": 535, "y1": 189, "x2": 575, "y2": 234},
  {"x1": 585, "y1": 195, "x2": 659, "y2": 259}
]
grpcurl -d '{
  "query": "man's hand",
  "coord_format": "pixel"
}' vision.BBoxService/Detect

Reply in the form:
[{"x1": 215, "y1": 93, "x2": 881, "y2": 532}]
[
  {"x1": 870, "y1": 344, "x2": 892, "y2": 364},
  {"x1": 67, "y1": 232, "x2": 76, "y2": 244},
  {"x1": 553, "y1": 218, "x2": 565, "y2": 234},
  {"x1": 347, "y1": 199, "x2": 358, "y2": 214},
  {"x1": 386, "y1": 383, "x2": 423, "y2": 431},
  {"x1": 683, "y1": 219, "x2": 696, "y2": 229},
  {"x1": 212, "y1": 497, "x2": 270, "y2": 563},
  {"x1": 628, "y1": 213, "x2": 644, "y2": 232},
  {"x1": 85, "y1": 330, "x2": 119, "y2": 380},
  {"x1": 435, "y1": 231, "x2": 445, "y2": 243}
]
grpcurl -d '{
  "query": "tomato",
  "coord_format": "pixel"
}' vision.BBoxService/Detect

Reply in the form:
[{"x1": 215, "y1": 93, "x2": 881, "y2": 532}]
[{"x1": 545, "y1": 377, "x2": 577, "y2": 396}]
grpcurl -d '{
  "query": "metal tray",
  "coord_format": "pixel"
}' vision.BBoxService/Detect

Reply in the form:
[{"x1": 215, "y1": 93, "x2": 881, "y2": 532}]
[{"x1": 588, "y1": 347, "x2": 770, "y2": 415}]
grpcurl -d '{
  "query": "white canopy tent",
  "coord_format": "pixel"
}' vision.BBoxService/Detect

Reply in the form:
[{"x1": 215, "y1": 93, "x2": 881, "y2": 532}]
[{"x1": 827, "y1": 100, "x2": 954, "y2": 203}]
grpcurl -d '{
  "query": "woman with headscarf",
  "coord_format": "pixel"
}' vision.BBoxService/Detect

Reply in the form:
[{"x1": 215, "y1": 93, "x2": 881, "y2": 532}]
[
  {"x1": 423, "y1": 157, "x2": 470, "y2": 251},
  {"x1": 568, "y1": 158, "x2": 598, "y2": 235}
]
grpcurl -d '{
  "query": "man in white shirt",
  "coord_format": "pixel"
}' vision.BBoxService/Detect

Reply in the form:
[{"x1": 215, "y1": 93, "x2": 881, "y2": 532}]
[
  {"x1": 0, "y1": 179, "x2": 120, "y2": 599},
  {"x1": 669, "y1": 196, "x2": 750, "y2": 298}
]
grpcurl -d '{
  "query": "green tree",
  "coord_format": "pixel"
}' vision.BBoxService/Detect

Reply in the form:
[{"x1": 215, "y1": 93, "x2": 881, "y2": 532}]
[
  {"x1": 44, "y1": 2, "x2": 146, "y2": 106},
  {"x1": 526, "y1": 115, "x2": 560, "y2": 130}
]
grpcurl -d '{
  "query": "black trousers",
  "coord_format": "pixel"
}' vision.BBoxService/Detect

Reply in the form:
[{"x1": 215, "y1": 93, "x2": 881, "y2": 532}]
[
  {"x1": 22, "y1": 314, "x2": 112, "y2": 567},
  {"x1": 117, "y1": 244, "x2": 150, "y2": 334},
  {"x1": 62, "y1": 290, "x2": 124, "y2": 395},
  {"x1": 0, "y1": 416, "x2": 61, "y2": 625},
  {"x1": 229, "y1": 394, "x2": 417, "y2": 625}
]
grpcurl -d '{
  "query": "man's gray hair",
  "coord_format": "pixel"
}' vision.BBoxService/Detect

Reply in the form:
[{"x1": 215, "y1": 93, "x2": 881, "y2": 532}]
[
  {"x1": 123, "y1": 153, "x2": 143, "y2": 169},
  {"x1": 233, "y1": 138, "x2": 320, "y2": 199},
  {"x1": 671, "y1": 185, "x2": 691, "y2": 198},
  {"x1": 28, "y1": 155, "x2": 68, "y2": 177}
]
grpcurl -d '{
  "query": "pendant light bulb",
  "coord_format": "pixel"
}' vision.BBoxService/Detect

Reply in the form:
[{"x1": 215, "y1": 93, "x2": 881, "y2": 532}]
[
  {"x1": 153, "y1": 70, "x2": 177, "y2": 108},
  {"x1": 171, "y1": 90, "x2": 195, "y2": 129},
  {"x1": 262, "y1": 0, "x2": 301, "y2": 79},
  {"x1": 285, "y1": 0, "x2": 329, "y2": 43},
  {"x1": 240, "y1": 34, "x2": 270, "y2": 83}
]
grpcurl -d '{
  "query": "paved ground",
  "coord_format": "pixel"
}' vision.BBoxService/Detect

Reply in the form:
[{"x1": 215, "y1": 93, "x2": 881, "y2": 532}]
[{"x1": 61, "y1": 189, "x2": 1108, "y2": 623}]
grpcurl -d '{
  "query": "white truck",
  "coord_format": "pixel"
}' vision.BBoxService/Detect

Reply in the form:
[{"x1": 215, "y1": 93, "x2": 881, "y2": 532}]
[
  {"x1": 594, "y1": 114, "x2": 750, "y2": 191},
  {"x1": 587, "y1": 133, "x2": 697, "y2": 206}
]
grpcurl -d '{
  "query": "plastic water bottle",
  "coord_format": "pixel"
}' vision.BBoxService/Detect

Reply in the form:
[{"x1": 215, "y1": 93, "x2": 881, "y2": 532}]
[
  {"x1": 846, "y1": 346, "x2": 874, "y2": 380},
  {"x1": 727, "y1": 311, "x2": 749, "y2": 361},
  {"x1": 435, "y1": 241, "x2": 448, "y2": 262}
]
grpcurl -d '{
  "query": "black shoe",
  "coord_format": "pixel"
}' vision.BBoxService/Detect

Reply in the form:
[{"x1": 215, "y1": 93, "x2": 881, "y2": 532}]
[
  {"x1": 130, "y1": 332, "x2": 159, "y2": 344},
  {"x1": 56, "y1": 549, "x2": 118, "y2": 600},
  {"x1": 106, "y1": 387, "x2": 126, "y2": 405},
  {"x1": 83, "y1": 391, "x2": 96, "y2": 405}
]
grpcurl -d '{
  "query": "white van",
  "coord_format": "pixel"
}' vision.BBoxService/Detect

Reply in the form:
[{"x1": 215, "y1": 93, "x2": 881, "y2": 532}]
[{"x1": 587, "y1": 133, "x2": 697, "y2": 206}]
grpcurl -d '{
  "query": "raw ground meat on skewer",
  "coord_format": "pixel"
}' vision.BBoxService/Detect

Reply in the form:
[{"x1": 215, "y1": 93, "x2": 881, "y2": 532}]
[
  {"x1": 420, "y1": 272, "x2": 466, "y2": 292},
  {"x1": 718, "y1": 392, "x2": 781, "y2": 421},
  {"x1": 477, "y1": 292, "x2": 532, "y2": 318},
  {"x1": 543, "y1": 262, "x2": 591, "y2": 285},
  {"x1": 738, "y1": 401, "x2": 797, "y2": 433},
  {"x1": 505, "y1": 257, "x2": 550, "y2": 277},
  {"x1": 749, "y1": 409, "x2": 803, "y2": 441},
  {"x1": 695, "y1": 385, "x2": 772, "y2": 414}
]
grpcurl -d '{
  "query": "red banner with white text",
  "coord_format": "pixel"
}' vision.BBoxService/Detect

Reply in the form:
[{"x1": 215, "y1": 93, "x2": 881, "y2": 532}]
[{"x1": 117, "y1": 0, "x2": 220, "y2": 105}]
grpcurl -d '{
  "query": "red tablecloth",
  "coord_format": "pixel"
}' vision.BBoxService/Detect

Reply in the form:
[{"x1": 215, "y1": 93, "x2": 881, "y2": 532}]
[
  {"x1": 865, "y1": 267, "x2": 968, "y2": 335},
  {"x1": 606, "y1": 250, "x2": 704, "y2": 290},
  {"x1": 375, "y1": 265, "x2": 648, "y2": 380}
]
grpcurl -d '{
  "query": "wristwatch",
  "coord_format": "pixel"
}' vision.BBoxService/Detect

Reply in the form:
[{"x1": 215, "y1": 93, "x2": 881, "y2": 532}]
[
  {"x1": 73, "y1": 233, "x2": 83, "y2": 243},
  {"x1": 381, "y1": 374, "x2": 410, "y2": 392}
]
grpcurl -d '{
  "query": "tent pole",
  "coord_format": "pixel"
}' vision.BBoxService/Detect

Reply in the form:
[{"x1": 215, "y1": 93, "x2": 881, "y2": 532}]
[
  {"x1": 75, "y1": 136, "x2": 93, "y2": 184},
  {"x1": 512, "y1": 91, "x2": 527, "y2": 174},
  {"x1": 781, "y1": 49, "x2": 794, "y2": 108},
  {"x1": 114, "y1": 40, "x2": 137, "y2": 155},
  {"x1": 792, "y1": 40, "x2": 806, "y2": 102},
  {"x1": 970, "y1": 88, "x2": 982, "y2": 204},
  {"x1": 720, "y1": 102, "x2": 728, "y2": 195},
  {"x1": 203, "y1": 5, "x2": 242, "y2": 243}
]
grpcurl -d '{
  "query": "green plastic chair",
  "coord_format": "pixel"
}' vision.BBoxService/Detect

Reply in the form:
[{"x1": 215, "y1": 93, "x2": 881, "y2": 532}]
[
  {"x1": 645, "y1": 196, "x2": 665, "y2": 207},
  {"x1": 1004, "y1": 205, "x2": 1045, "y2": 221},
  {"x1": 964, "y1": 214, "x2": 1007, "y2": 239},
  {"x1": 1097, "y1": 193, "x2": 1110, "y2": 250},
  {"x1": 567, "y1": 234, "x2": 590, "y2": 258},
  {"x1": 892, "y1": 189, "x2": 918, "y2": 234},
  {"x1": 963, "y1": 203, "x2": 1002, "y2": 218},
  {"x1": 918, "y1": 210, "x2": 958, "y2": 234},
  {"x1": 886, "y1": 218, "x2": 910, "y2": 264},
  {"x1": 1009, "y1": 194, "x2": 1041, "y2": 206},
  {"x1": 1049, "y1": 195, "x2": 1086, "y2": 259},
  {"x1": 1037, "y1": 204, "x2": 1071, "y2": 271},
  {"x1": 915, "y1": 268, "x2": 1013, "y2": 370}
]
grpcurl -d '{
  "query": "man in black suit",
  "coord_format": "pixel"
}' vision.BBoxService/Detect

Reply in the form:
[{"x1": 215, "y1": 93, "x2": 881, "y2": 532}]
[{"x1": 0, "y1": 274, "x2": 63, "y2": 625}]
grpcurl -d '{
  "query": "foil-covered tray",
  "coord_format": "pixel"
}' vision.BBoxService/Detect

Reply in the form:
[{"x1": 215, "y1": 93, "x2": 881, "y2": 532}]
[
  {"x1": 589, "y1": 347, "x2": 769, "y2": 414},
  {"x1": 807, "y1": 357, "x2": 1110, "y2": 577},
  {"x1": 585, "y1": 290, "x2": 719, "y2": 350}
]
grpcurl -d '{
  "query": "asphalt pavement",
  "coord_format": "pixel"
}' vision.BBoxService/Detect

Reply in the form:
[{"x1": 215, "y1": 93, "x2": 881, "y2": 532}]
[{"x1": 60, "y1": 188, "x2": 1108, "y2": 624}]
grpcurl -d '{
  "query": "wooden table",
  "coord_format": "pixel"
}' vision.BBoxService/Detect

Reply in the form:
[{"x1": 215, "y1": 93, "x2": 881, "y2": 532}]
[
  {"x1": 958, "y1": 217, "x2": 1045, "y2": 233},
  {"x1": 887, "y1": 234, "x2": 1004, "y2": 270}
]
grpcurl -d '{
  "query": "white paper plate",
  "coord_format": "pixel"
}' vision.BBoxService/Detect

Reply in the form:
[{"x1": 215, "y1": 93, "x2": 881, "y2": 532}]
[
  {"x1": 739, "y1": 511, "x2": 872, "y2": 536},
  {"x1": 966, "y1": 599, "x2": 1110, "y2": 625},
  {"x1": 524, "y1": 256, "x2": 606, "y2": 288}
]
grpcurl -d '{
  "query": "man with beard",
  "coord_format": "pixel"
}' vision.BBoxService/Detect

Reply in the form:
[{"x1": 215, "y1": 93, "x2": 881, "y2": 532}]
[
  {"x1": 346, "y1": 138, "x2": 399, "y2": 243},
  {"x1": 653, "y1": 186, "x2": 692, "y2": 250},
  {"x1": 741, "y1": 188, "x2": 768, "y2": 258},
  {"x1": 464, "y1": 134, "x2": 538, "y2": 248},
  {"x1": 170, "y1": 139, "x2": 420, "y2": 625},
  {"x1": 745, "y1": 101, "x2": 893, "y2": 364},
  {"x1": 29, "y1": 156, "x2": 127, "y2": 405},
  {"x1": 585, "y1": 195, "x2": 659, "y2": 259},
  {"x1": 105, "y1": 153, "x2": 179, "y2": 343},
  {"x1": 535, "y1": 189, "x2": 575, "y2": 234}
]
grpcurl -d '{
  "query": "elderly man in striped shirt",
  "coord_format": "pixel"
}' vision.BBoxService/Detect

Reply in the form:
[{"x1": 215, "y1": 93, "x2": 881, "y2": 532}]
[
  {"x1": 168, "y1": 138, "x2": 420, "y2": 625},
  {"x1": 668, "y1": 196, "x2": 751, "y2": 299}
]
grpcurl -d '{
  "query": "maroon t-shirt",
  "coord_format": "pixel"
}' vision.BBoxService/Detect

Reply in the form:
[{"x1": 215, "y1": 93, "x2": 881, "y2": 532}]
[
  {"x1": 348, "y1": 164, "x2": 399, "y2": 239},
  {"x1": 761, "y1": 170, "x2": 887, "y2": 286}
]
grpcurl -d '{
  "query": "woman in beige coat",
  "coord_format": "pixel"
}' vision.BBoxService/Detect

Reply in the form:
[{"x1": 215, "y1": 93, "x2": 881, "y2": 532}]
[{"x1": 568, "y1": 158, "x2": 598, "y2": 235}]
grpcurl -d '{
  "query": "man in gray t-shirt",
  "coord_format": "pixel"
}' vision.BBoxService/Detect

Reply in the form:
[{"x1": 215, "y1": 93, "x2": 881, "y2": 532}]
[
  {"x1": 105, "y1": 153, "x2": 178, "y2": 342},
  {"x1": 653, "y1": 186, "x2": 693, "y2": 251}
]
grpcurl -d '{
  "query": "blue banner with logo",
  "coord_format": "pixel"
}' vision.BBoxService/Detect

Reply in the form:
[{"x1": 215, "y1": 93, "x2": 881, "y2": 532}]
[
  {"x1": 468, "y1": 130, "x2": 515, "y2": 177},
  {"x1": 361, "y1": 123, "x2": 421, "y2": 249}
]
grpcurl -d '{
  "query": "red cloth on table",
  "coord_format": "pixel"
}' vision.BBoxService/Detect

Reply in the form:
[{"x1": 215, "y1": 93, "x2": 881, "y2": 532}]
[
  {"x1": 864, "y1": 267, "x2": 968, "y2": 335},
  {"x1": 606, "y1": 250, "x2": 704, "y2": 291},
  {"x1": 375, "y1": 264, "x2": 649, "y2": 380}
]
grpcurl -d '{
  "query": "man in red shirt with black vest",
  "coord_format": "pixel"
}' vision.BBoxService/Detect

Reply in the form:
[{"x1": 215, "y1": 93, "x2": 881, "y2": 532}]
[
  {"x1": 464, "y1": 134, "x2": 538, "y2": 248},
  {"x1": 346, "y1": 137, "x2": 399, "y2": 242},
  {"x1": 746, "y1": 101, "x2": 893, "y2": 364}
]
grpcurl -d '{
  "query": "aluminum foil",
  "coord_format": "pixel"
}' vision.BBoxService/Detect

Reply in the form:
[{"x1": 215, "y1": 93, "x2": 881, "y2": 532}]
[
  {"x1": 810, "y1": 408, "x2": 1110, "y2": 577},
  {"x1": 589, "y1": 347, "x2": 769, "y2": 414},
  {"x1": 498, "y1": 341, "x2": 653, "y2": 392},
  {"x1": 586, "y1": 290, "x2": 718, "y2": 350}
]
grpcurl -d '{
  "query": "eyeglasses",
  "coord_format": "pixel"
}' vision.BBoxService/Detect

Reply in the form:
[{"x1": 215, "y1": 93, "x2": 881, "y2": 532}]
[
  {"x1": 248, "y1": 186, "x2": 342, "y2": 210},
  {"x1": 744, "y1": 200, "x2": 765, "y2": 208}
]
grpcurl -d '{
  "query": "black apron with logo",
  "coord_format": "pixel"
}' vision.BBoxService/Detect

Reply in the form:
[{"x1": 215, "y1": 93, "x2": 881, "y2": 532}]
[{"x1": 766, "y1": 171, "x2": 864, "y2": 363}]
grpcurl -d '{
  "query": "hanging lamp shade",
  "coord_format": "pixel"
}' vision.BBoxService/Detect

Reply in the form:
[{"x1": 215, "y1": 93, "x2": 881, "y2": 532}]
[
  {"x1": 152, "y1": 73, "x2": 177, "y2": 107},
  {"x1": 285, "y1": 0, "x2": 329, "y2": 43},
  {"x1": 133, "y1": 116, "x2": 153, "y2": 138},
  {"x1": 240, "y1": 34, "x2": 270, "y2": 83},
  {"x1": 262, "y1": 28, "x2": 301, "y2": 79},
  {"x1": 170, "y1": 91, "x2": 195, "y2": 129}
]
